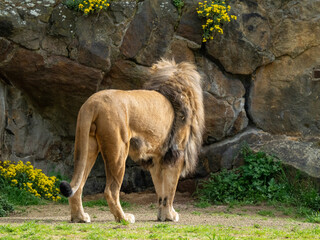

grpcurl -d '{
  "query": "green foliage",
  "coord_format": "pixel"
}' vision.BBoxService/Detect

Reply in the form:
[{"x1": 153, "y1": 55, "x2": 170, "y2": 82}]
[
  {"x1": 196, "y1": 146, "x2": 320, "y2": 220},
  {"x1": 0, "y1": 195, "x2": 14, "y2": 217},
  {"x1": 0, "y1": 182, "x2": 44, "y2": 206},
  {"x1": 172, "y1": 0, "x2": 184, "y2": 13},
  {"x1": 64, "y1": 0, "x2": 111, "y2": 15},
  {"x1": 306, "y1": 211, "x2": 320, "y2": 223},
  {"x1": 197, "y1": 147, "x2": 287, "y2": 204},
  {"x1": 0, "y1": 161, "x2": 61, "y2": 202}
]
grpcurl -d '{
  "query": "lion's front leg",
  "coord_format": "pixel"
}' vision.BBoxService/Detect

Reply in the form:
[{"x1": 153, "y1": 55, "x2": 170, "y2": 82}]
[{"x1": 150, "y1": 158, "x2": 184, "y2": 222}]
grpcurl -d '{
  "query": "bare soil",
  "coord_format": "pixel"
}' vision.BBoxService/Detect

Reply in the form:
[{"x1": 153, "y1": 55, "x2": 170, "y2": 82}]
[{"x1": 0, "y1": 192, "x2": 318, "y2": 230}]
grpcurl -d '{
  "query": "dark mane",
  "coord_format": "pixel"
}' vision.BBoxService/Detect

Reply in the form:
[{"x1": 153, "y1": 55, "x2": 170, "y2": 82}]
[{"x1": 144, "y1": 59, "x2": 205, "y2": 176}]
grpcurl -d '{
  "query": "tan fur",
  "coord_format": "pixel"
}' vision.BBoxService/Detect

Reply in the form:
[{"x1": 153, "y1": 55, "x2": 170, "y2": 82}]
[{"x1": 61, "y1": 59, "x2": 204, "y2": 223}]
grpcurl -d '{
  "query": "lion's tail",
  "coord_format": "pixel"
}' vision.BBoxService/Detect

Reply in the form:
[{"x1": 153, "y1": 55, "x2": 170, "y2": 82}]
[{"x1": 60, "y1": 105, "x2": 95, "y2": 198}]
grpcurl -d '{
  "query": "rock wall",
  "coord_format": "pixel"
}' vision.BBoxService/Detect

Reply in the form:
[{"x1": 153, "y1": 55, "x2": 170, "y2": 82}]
[{"x1": 0, "y1": 0, "x2": 319, "y2": 194}]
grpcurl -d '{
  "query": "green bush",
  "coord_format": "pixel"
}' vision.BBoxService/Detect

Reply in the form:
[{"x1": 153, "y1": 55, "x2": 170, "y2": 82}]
[
  {"x1": 0, "y1": 161, "x2": 61, "y2": 202},
  {"x1": 197, "y1": 147, "x2": 287, "y2": 204},
  {"x1": 0, "y1": 195, "x2": 14, "y2": 217},
  {"x1": 196, "y1": 146, "x2": 320, "y2": 214}
]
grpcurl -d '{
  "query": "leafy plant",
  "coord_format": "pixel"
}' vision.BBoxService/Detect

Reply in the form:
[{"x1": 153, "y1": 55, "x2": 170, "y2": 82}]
[
  {"x1": 172, "y1": 0, "x2": 184, "y2": 14},
  {"x1": 197, "y1": 0, "x2": 237, "y2": 42},
  {"x1": 0, "y1": 160, "x2": 61, "y2": 202},
  {"x1": 306, "y1": 211, "x2": 320, "y2": 223},
  {"x1": 0, "y1": 182, "x2": 44, "y2": 206},
  {"x1": 65, "y1": 0, "x2": 110, "y2": 15},
  {"x1": 0, "y1": 195, "x2": 14, "y2": 217},
  {"x1": 196, "y1": 146, "x2": 320, "y2": 219}
]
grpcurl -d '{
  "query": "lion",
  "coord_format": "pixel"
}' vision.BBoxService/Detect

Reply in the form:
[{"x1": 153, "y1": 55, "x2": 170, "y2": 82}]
[{"x1": 60, "y1": 59, "x2": 205, "y2": 223}]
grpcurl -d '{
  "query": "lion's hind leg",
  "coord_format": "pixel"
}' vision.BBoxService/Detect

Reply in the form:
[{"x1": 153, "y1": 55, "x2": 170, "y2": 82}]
[{"x1": 100, "y1": 139, "x2": 135, "y2": 224}]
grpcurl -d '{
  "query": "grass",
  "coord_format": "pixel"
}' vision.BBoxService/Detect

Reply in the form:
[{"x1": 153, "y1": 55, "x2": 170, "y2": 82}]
[
  {"x1": 257, "y1": 210, "x2": 275, "y2": 217},
  {"x1": 0, "y1": 220, "x2": 319, "y2": 239},
  {"x1": 83, "y1": 199, "x2": 132, "y2": 209}
]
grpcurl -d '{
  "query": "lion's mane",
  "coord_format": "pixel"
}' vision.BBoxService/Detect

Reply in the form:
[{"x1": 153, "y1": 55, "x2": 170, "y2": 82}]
[{"x1": 144, "y1": 59, "x2": 205, "y2": 177}]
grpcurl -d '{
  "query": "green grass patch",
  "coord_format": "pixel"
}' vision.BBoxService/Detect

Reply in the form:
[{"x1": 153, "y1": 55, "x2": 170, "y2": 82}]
[
  {"x1": 191, "y1": 211, "x2": 202, "y2": 216},
  {"x1": 83, "y1": 199, "x2": 109, "y2": 208},
  {"x1": 257, "y1": 210, "x2": 275, "y2": 217},
  {"x1": 83, "y1": 199, "x2": 132, "y2": 210},
  {"x1": 0, "y1": 221, "x2": 319, "y2": 239}
]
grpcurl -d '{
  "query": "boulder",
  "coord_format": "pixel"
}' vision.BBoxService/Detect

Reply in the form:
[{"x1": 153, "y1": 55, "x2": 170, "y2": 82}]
[
  {"x1": 0, "y1": 47, "x2": 103, "y2": 135},
  {"x1": 198, "y1": 58, "x2": 248, "y2": 143},
  {"x1": 206, "y1": 0, "x2": 274, "y2": 75},
  {"x1": 120, "y1": 0, "x2": 179, "y2": 66},
  {"x1": 249, "y1": 45, "x2": 320, "y2": 136},
  {"x1": 100, "y1": 60, "x2": 150, "y2": 90},
  {"x1": 176, "y1": 0, "x2": 203, "y2": 45}
]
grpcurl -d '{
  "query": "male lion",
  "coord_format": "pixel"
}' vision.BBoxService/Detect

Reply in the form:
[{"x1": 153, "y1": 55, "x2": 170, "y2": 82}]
[{"x1": 60, "y1": 59, "x2": 204, "y2": 223}]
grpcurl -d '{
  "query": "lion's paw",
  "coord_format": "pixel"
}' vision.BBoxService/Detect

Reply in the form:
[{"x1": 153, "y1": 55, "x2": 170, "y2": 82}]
[
  {"x1": 71, "y1": 213, "x2": 91, "y2": 223},
  {"x1": 171, "y1": 211, "x2": 179, "y2": 222},
  {"x1": 125, "y1": 213, "x2": 135, "y2": 224},
  {"x1": 157, "y1": 208, "x2": 179, "y2": 222}
]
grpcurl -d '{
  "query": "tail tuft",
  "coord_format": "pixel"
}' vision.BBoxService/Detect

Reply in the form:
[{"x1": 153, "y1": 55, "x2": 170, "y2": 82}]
[{"x1": 60, "y1": 181, "x2": 73, "y2": 198}]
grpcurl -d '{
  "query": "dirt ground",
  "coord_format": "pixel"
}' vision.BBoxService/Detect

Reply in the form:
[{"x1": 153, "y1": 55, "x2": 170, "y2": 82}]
[{"x1": 0, "y1": 192, "x2": 318, "y2": 230}]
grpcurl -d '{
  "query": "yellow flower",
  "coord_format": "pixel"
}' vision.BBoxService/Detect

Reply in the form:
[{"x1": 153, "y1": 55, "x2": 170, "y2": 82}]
[{"x1": 11, "y1": 179, "x2": 18, "y2": 185}]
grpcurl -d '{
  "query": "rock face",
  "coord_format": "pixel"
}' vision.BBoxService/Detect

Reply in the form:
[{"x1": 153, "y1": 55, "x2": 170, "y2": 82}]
[
  {"x1": 0, "y1": 0, "x2": 319, "y2": 194},
  {"x1": 199, "y1": 128, "x2": 320, "y2": 188}
]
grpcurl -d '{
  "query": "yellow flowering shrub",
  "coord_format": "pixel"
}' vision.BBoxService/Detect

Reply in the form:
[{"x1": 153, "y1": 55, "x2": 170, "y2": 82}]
[
  {"x1": 0, "y1": 161, "x2": 61, "y2": 202},
  {"x1": 197, "y1": 0, "x2": 237, "y2": 42},
  {"x1": 65, "y1": 0, "x2": 110, "y2": 15}
]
